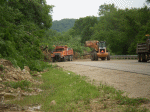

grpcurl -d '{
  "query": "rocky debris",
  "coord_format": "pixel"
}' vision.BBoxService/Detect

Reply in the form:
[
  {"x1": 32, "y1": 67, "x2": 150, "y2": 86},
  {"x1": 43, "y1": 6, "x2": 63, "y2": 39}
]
[
  {"x1": 0, "y1": 59, "x2": 12, "y2": 66},
  {"x1": 0, "y1": 58, "x2": 45, "y2": 112},
  {"x1": 50, "y1": 100, "x2": 56, "y2": 106},
  {"x1": 28, "y1": 105, "x2": 41, "y2": 111},
  {"x1": 4, "y1": 93, "x2": 16, "y2": 99},
  {"x1": 0, "y1": 77, "x2": 2, "y2": 82},
  {"x1": 24, "y1": 66, "x2": 30, "y2": 72}
]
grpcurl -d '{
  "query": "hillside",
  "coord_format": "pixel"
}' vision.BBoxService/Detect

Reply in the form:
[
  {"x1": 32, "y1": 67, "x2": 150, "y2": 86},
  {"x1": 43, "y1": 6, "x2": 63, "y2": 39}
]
[{"x1": 51, "y1": 19, "x2": 77, "y2": 32}]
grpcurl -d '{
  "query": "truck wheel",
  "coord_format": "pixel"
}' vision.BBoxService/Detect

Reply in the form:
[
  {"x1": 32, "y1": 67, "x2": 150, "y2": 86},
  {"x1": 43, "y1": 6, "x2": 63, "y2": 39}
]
[
  {"x1": 101, "y1": 57, "x2": 106, "y2": 60},
  {"x1": 107, "y1": 52, "x2": 110, "y2": 60},
  {"x1": 52, "y1": 58, "x2": 55, "y2": 62},
  {"x1": 142, "y1": 54, "x2": 147, "y2": 62},
  {"x1": 63, "y1": 57, "x2": 66, "y2": 62},
  {"x1": 68, "y1": 56, "x2": 71, "y2": 61},
  {"x1": 94, "y1": 51, "x2": 98, "y2": 61},
  {"x1": 138, "y1": 54, "x2": 141, "y2": 62},
  {"x1": 91, "y1": 51, "x2": 95, "y2": 61}
]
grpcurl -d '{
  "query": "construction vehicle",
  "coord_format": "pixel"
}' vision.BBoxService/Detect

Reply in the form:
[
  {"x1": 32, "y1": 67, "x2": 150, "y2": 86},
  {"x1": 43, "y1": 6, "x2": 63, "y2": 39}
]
[
  {"x1": 85, "y1": 40, "x2": 110, "y2": 61},
  {"x1": 51, "y1": 45, "x2": 73, "y2": 62},
  {"x1": 136, "y1": 34, "x2": 150, "y2": 62}
]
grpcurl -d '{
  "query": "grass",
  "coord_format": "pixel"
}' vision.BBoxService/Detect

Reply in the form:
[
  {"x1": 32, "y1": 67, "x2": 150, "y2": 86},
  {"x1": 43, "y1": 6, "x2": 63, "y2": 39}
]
[
  {"x1": 6, "y1": 67, "x2": 150, "y2": 112},
  {"x1": 3, "y1": 80, "x2": 31, "y2": 90}
]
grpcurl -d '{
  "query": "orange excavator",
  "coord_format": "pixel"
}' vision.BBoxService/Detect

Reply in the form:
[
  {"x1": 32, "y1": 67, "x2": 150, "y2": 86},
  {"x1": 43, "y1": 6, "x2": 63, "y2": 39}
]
[{"x1": 85, "y1": 40, "x2": 110, "y2": 61}]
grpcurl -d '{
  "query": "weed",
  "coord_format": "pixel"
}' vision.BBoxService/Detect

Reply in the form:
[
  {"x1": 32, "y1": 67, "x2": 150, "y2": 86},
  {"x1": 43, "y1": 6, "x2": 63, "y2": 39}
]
[
  {"x1": 103, "y1": 103, "x2": 107, "y2": 109},
  {"x1": 84, "y1": 99, "x2": 90, "y2": 105},
  {"x1": 3, "y1": 80, "x2": 31, "y2": 90},
  {"x1": 0, "y1": 65, "x2": 4, "y2": 71},
  {"x1": 124, "y1": 106, "x2": 148, "y2": 112}
]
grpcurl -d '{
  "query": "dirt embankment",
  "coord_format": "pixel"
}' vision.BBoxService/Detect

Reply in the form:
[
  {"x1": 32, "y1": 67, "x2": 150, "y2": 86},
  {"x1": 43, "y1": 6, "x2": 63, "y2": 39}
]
[{"x1": 0, "y1": 59, "x2": 44, "y2": 111}]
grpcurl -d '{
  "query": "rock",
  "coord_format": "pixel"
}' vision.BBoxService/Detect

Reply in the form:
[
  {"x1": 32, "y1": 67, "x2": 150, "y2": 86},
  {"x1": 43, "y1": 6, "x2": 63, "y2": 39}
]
[
  {"x1": 50, "y1": 100, "x2": 56, "y2": 106},
  {"x1": 12, "y1": 74, "x2": 18, "y2": 80},
  {"x1": 37, "y1": 75, "x2": 42, "y2": 77},
  {"x1": 24, "y1": 66, "x2": 30, "y2": 72},
  {"x1": 7, "y1": 87, "x2": 14, "y2": 93},
  {"x1": 4, "y1": 93, "x2": 16, "y2": 99},
  {"x1": 10, "y1": 106, "x2": 18, "y2": 111},
  {"x1": 0, "y1": 96, "x2": 4, "y2": 103},
  {"x1": 16, "y1": 67, "x2": 21, "y2": 72},
  {"x1": 22, "y1": 69, "x2": 30, "y2": 75},
  {"x1": 0, "y1": 103, "x2": 8, "y2": 109},
  {"x1": 21, "y1": 92, "x2": 28, "y2": 96},
  {"x1": 0, "y1": 77, "x2": 2, "y2": 82},
  {"x1": 0, "y1": 92, "x2": 5, "y2": 96},
  {"x1": 0, "y1": 87, "x2": 3, "y2": 92},
  {"x1": 0, "y1": 59, "x2": 12, "y2": 66},
  {"x1": 28, "y1": 105, "x2": 41, "y2": 111},
  {"x1": 17, "y1": 87, "x2": 21, "y2": 93}
]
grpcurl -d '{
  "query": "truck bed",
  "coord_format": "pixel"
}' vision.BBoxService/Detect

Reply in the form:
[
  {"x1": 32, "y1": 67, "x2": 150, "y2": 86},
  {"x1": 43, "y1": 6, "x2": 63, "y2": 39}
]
[{"x1": 136, "y1": 43, "x2": 148, "y2": 53}]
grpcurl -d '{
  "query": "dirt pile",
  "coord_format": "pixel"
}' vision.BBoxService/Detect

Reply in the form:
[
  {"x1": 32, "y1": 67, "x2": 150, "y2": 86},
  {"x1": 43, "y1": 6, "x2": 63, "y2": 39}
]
[{"x1": 0, "y1": 59, "x2": 43, "y2": 111}]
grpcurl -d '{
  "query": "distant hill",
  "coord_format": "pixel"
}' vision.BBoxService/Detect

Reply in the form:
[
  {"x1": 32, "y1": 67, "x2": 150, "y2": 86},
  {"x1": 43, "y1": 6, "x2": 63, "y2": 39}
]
[{"x1": 51, "y1": 19, "x2": 77, "y2": 32}]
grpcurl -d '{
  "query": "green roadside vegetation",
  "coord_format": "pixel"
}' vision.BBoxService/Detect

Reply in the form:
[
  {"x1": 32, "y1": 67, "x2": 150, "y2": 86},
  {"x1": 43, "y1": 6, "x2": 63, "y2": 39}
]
[{"x1": 7, "y1": 67, "x2": 149, "y2": 112}]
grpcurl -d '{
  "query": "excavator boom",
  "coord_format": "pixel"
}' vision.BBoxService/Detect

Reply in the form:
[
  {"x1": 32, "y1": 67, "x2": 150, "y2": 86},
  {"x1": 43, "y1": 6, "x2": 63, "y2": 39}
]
[{"x1": 85, "y1": 40, "x2": 99, "y2": 51}]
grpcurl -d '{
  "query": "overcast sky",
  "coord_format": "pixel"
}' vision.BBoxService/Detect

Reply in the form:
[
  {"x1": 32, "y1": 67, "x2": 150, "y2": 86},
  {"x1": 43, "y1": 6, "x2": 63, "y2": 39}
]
[{"x1": 46, "y1": 0, "x2": 147, "y2": 21}]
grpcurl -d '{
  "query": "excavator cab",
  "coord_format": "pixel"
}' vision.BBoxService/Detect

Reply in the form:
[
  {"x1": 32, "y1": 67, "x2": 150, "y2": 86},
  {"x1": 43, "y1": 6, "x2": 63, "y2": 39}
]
[
  {"x1": 98, "y1": 41, "x2": 106, "y2": 53},
  {"x1": 85, "y1": 40, "x2": 110, "y2": 61},
  {"x1": 99, "y1": 41, "x2": 106, "y2": 48}
]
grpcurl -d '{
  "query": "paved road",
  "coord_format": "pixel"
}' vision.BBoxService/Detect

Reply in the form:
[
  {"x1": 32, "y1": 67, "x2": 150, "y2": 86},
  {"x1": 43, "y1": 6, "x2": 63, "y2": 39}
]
[{"x1": 69, "y1": 60, "x2": 150, "y2": 75}]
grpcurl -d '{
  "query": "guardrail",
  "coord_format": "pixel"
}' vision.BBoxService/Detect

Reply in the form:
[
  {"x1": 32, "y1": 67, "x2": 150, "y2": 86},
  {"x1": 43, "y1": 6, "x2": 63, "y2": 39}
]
[
  {"x1": 110, "y1": 55, "x2": 138, "y2": 59},
  {"x1": 81, "y1": 53, "x2": 138, "y2": 59}
]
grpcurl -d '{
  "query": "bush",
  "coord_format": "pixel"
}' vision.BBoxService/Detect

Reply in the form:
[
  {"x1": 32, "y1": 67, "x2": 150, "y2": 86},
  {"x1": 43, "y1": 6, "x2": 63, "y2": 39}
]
[{"x1": 27, "y1": 60, "x2": 52, "y2": 72}]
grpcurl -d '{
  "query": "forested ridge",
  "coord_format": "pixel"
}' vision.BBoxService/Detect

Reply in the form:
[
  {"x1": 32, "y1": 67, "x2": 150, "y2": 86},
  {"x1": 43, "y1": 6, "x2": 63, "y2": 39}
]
[
  {"x1": 0, "y1": 0, "x2": 150, "y2": 70},
  {"x1": 51, "y1": 19, "x2": 77, "y2": 32}
]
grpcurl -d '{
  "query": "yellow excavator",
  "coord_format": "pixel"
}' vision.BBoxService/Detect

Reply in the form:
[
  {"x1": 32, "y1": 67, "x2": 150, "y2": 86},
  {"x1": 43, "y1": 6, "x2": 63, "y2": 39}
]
[{"x1": 85, "y1": 40, "x2": 110, "y2": 61}]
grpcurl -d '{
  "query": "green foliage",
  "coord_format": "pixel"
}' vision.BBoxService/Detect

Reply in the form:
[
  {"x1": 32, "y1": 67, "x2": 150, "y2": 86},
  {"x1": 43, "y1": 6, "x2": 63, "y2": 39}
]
[
  {"x1": 51, "y1": 19, "x2": 77, "y2": 32},
  {"x1": 71, "y1": 16, "x2": 98, "y2": 43},
  {"x1": 0, "y1": 0, "x2": 53, "y2": 71},
  {"x1": 42, "y1": 29, "x2": 91, "y2": 55},
  {"x1": 92, "y1": 4, "x2": 150, "y2": 55},
  {"x1": 3, "y1": 80, "x2": 31, "y2": 90},
  {"x1": 27, "y1": 60, "x2": 52, "y2": 72}
]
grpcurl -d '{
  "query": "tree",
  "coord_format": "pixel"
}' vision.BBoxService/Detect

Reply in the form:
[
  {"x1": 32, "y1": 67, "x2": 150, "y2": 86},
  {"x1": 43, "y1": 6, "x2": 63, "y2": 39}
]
[
  {"x1": 92, "y1": 3, "x2": 150, "y2": 55},
  {"x1": 0, "y1": 0, "x2": 53, "y2": 70},
  {"x1": 71, "y1": 16, "x2": 98, "y2": 43}
]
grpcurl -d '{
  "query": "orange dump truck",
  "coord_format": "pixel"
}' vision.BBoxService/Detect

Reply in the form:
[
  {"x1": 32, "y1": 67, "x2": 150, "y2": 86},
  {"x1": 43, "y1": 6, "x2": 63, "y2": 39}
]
[
  {"x1": 85, "y1": 40, "x2": 110, "y2": 61},
  {"x1": 51, "y1": 46, "x2": 73, "y2": 62}
]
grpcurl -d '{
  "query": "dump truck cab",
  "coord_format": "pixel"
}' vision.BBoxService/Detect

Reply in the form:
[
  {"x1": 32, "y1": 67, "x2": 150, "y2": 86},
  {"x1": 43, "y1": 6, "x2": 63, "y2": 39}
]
[{"x1": 51, "y1": 46, "x2": 73, "y2": 62}]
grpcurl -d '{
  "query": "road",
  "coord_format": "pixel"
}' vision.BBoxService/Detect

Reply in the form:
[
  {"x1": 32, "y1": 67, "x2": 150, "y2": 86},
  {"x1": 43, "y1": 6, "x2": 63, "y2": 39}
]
[
  {"x1": 70, "y1": 59, "x2": 150, "y2": 75},
  {"x1": 55, "y1": 59, "x2": 150, "y2": 100}
]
